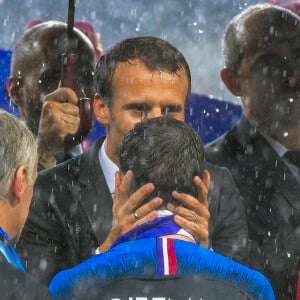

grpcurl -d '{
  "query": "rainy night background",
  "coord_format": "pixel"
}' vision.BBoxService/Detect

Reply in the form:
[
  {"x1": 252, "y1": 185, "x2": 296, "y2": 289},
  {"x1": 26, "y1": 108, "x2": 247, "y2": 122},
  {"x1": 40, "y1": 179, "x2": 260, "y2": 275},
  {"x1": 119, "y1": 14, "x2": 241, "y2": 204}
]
[{"x1": 0, "y1": 0, "x2": 289, "y2": 143}]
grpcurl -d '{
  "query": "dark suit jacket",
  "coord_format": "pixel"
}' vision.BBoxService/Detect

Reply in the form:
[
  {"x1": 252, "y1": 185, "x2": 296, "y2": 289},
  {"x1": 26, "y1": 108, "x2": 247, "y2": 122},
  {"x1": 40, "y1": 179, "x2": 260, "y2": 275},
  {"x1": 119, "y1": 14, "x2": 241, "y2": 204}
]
[
  {"x1": 0, "y1": 254, "x2": 52, "y2": 300},
  {"x1": 206, "y1": 115, "x2": 300, "y2": 300},
  {"x1": 17, "y1": 137, "x2": 248, "y2": 285}
]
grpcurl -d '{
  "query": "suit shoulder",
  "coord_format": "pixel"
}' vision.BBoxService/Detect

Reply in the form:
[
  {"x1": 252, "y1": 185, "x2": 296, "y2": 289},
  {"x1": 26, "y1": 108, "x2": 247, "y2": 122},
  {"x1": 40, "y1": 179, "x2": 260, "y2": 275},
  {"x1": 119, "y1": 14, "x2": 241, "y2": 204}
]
[
  {"x1": 205, "y1": 128, "x2": 242, "y2": 168},
  {"x1": 37, "y1": 154, "x2": 82, "y2": 183},
  {"x1": 204, "y1": 161, "x2": 233, "y2": 179}
]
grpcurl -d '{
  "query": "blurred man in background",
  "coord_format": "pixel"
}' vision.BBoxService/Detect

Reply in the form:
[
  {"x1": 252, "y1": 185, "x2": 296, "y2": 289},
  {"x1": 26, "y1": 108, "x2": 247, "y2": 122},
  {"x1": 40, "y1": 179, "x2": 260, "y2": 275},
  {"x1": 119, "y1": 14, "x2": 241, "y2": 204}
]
[{"x1": 206, "y1": 4, "x2": 300, "y2": 299}]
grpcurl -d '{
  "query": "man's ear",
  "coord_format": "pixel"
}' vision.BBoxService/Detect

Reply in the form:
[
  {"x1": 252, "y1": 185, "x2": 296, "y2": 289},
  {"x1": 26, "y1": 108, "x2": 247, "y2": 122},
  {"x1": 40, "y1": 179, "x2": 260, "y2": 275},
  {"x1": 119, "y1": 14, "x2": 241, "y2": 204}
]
[
  {"x1": 93, "y1": 93, "x2": 110, "y2": 126},
  {"x1": 5, "y1": 76, "x2": 24, "y2": 108},
  {"x1": 10, "y1": 165, "x2": 28, "y2": 206},
  {"x1": 220, "y1": 68, "x2": 241, "y2": 97}
]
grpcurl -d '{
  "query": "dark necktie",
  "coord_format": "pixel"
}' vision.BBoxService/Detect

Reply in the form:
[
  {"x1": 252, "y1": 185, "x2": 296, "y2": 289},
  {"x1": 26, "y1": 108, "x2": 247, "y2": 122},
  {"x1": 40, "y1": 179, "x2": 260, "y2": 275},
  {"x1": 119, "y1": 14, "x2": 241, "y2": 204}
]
[{"x1": 283, "y1": 151, "x2": 300, "y2": 169}]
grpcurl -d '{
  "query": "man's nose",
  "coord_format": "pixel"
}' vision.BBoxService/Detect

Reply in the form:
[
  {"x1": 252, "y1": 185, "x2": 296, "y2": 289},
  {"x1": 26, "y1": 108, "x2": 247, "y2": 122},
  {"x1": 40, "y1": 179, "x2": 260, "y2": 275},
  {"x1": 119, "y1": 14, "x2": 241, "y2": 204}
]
[{"x1": 147, "y1": 108, "x2": 163, "y2": 119}]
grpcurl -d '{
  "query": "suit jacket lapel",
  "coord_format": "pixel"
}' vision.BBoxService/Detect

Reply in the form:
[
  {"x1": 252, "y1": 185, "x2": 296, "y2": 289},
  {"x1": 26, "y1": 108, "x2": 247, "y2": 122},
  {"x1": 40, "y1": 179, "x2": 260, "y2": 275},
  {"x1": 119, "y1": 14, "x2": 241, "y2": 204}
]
[
  {"x1": 76, "y1": 137, "x2": 114, "y2": 245},
  {"x1": 235, "y1": 116, "x2": 300, "y2": 215}
]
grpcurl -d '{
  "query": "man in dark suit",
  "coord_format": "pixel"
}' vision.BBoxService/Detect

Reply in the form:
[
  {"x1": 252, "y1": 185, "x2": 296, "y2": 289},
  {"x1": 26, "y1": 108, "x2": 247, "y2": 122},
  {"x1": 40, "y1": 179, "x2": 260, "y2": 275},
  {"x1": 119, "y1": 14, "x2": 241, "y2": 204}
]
[
  {"x1": 0, "y1": 110, "x2": 52, "y2": 299},
  {"x1": 205, "y1": 4, "x2": 300, "y2": 299},
  {"x1": 17, "y1": 36, "x2": 248, "y2": 285}
]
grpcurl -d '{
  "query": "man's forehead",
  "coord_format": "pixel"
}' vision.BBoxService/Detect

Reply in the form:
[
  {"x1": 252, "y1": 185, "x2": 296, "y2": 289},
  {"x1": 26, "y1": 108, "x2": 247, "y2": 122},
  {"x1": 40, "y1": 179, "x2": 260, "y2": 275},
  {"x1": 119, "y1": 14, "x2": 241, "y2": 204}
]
[{"x1": 114, "y1": 59, "x2": 188, "y2": 81}]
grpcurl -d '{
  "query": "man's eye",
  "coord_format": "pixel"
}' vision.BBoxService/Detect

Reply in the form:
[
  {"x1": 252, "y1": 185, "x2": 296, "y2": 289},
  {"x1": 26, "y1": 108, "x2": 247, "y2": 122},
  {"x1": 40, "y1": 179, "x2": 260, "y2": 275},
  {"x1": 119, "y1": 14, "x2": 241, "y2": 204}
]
[
  {"x1": 162, "y1": 106, "x2": 180, "y2": 115},
  {"x1": 132, "y1": 104, "x2": 148, "y2": 113}
]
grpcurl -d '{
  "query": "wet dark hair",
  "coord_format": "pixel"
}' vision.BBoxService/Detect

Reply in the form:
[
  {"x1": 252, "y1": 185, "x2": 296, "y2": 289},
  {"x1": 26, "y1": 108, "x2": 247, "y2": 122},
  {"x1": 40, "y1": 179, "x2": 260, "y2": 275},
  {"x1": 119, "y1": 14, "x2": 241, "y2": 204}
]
[
  {"x1": 119, "y1": 117, "x2": 205, "y2": 206},
  {"x1": 94, "y1": 36, "x2": 191, "y2": 107}
]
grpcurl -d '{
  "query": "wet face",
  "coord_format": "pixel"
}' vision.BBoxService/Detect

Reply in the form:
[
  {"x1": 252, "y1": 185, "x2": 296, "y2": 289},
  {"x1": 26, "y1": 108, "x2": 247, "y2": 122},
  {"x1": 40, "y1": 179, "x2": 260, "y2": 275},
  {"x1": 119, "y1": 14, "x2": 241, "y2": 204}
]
[
  {"x1": 238, "y1": 16, "x2": 300, "y2": 147},
  {"x1": 18, "y1": 29, "x2": 96, "y2": 135},
  {"x1": 98, "y1": 59, "x2": 189, "y2": 165}
]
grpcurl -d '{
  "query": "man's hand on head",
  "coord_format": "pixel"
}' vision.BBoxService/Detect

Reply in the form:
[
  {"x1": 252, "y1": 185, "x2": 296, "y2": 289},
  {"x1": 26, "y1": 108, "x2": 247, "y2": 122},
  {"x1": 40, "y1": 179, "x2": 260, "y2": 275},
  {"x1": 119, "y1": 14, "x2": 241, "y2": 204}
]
[
  {"x1": 167, "y1": 170, "x2": 211, "y2": 248},
  {"x1": 37, "y1": 87, "x2": 80, "y2": 167},
  {"x1": 97, "y1": 170, "x2": 162, "y2": 253}
]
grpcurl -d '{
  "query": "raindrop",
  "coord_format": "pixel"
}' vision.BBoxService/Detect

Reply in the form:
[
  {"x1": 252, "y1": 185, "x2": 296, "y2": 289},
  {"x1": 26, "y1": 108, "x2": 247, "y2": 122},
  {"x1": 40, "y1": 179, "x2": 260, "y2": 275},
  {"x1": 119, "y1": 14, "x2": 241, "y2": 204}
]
[
  {"x1": 284, "y1": 132, "x2": 289, "y2": 137},
  {"x1": 136, "y1": 22, "x2": 141, "y2": 32},
  {"x1": 93, "y1": 204, "x2": 97, "y2": 213},
  {"x1": 189, "y1": 107, "x2": 193, "y2": 116},
  {"x1": 289, "y1": 98, "x2": 294, "y2": 103},
  {"x1": 90, "y1": 11, "x2": 96, "y2": 20},
  {"x1": 39, "y1": 259, "x2": 47, "y2": 271},
  {"x1": 287, "y1": 252, "x2": 291, "y2": 258}
]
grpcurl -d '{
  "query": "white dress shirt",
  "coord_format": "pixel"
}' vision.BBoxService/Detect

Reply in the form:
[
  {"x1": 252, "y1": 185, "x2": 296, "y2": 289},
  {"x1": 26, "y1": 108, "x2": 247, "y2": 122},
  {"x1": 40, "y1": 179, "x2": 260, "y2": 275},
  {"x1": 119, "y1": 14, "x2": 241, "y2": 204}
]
[{"x1": 98, "y1": 139, "x2": 118, "y2": 196}]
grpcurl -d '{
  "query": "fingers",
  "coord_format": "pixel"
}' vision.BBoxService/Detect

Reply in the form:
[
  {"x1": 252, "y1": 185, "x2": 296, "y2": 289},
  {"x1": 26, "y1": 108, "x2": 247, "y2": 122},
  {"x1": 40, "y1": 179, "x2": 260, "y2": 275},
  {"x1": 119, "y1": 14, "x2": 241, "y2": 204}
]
[
  {"x1": 113, "y1": 171, "x2": 157, "y2": 216},
  {"x1": 173, "y1": 214, "x2": 209, "y2": 246},
  {"x1": 44, "y1": 87, "x2": 79, "y2": 105},
  {"x1": 41, "y1": 102, "x2": 80, "y2": 134},
  {"x1": 114, "y1": 170, "x2": 134, "y2": 203},
  {"x1": 37, "y1": 99, "x2": 81, "y2": 156},
  {"x1": 193, "y1": 171, "x2": 210, "y2": 207},
  {"x1": 112, "y1": 171, "x2": 161, "y2": 240},
  {"x1": 43, "y1": 98, "x2": 80, "y2": 117},
  {"x1": 133, "y1": 197, "x2": 162, "y2": 222},
  {"x1": 168, "y1": 203, "x2": 209, "y2": 226},
  {"x1": 127, "y1": 183, "x2": 156, "y2": 209},
  {"x1": 171, "y1": 190, "x2": 209, "y2": 218},
  {"x1": 168, "y1": 172, "x2": 211, "y2": 246}
]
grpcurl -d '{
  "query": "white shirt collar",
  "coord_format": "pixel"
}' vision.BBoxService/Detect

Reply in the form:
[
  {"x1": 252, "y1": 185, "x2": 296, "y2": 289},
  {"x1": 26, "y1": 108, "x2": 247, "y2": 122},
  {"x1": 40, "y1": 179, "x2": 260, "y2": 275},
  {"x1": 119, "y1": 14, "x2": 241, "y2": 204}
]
[{"x1": 98, "y1": 139, "x2": 118, "y2": 195}]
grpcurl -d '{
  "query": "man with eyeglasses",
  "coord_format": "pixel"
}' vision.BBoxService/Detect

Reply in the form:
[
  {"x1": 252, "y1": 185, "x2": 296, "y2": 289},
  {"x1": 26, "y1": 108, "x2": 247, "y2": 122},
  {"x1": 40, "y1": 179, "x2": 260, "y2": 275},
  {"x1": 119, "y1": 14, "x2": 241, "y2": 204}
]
[{"x1": 206, "y1": 4, "x2": 300, "y2": 299}]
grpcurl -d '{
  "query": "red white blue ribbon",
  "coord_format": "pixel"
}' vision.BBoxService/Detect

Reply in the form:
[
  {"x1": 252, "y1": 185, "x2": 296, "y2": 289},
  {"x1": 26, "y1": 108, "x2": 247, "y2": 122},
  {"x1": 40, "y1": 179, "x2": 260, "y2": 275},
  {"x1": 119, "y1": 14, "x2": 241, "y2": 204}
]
[{"x1": 156, "y1": 238, "x2": 177, "y2": 275}]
